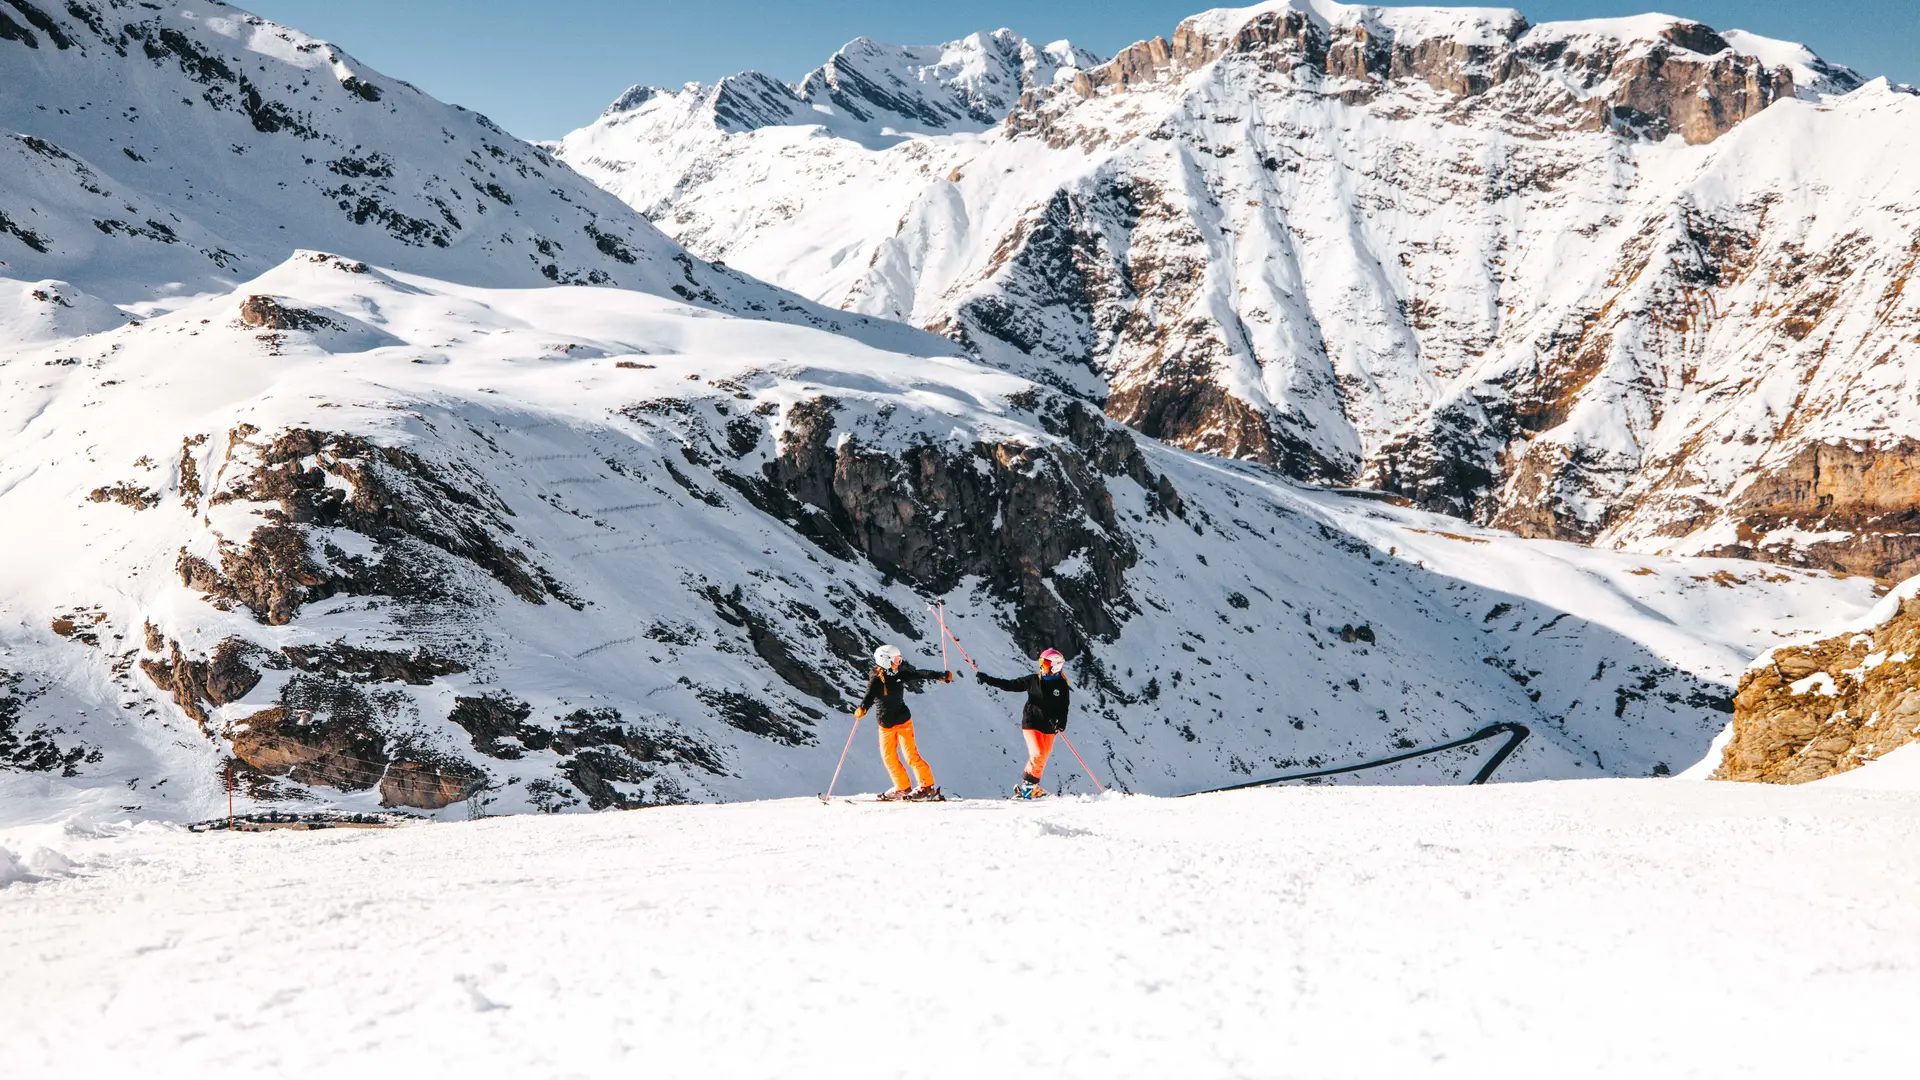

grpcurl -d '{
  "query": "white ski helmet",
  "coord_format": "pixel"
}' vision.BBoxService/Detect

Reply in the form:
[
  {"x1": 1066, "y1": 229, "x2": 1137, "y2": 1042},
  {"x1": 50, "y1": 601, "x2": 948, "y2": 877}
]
[{"x1": 873, "y1": 644, "x2": 904, "y2": 669}]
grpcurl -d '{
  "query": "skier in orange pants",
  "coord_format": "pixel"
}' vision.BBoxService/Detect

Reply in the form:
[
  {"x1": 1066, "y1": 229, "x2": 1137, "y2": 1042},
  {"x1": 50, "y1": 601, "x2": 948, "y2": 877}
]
[
  {"x1": 977, "y1": 648, "x2": 1071, "y2": 799},
  {"x1": 855, "y1": 644, "x2": 952, "y2": 801}
]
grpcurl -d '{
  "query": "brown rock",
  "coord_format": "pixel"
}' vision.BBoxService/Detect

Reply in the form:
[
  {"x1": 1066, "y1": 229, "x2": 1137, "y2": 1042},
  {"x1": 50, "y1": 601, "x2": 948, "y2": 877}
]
[
  {"x1": 139, "y1": 636, "x2": 268, "y2": 729},
  {"x1": 378, "y1": 762, "x2": 479, "y2": 810},
  {"x1": 87, "y1": 483, "x2": 160, "y2": 510},
  {"x1": 237, "y1": 295, "x2": 338, "y2": 332},
  {"x1": 1703, "y1": 440, "x2": 1920, "y2": 581},
  {"x1": 1716, "y1": 596, "x2": 1920, "y2": 783}
]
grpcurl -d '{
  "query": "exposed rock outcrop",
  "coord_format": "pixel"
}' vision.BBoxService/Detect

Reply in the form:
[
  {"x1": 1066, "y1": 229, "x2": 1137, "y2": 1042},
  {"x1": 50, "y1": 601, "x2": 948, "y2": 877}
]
[
  {"x1": 237, "y1": 295, "x2": 339, "y2": 332},
  {"x1": 226, "y1": 698, "x2": 484, "y2": 810},
  {"x1": 446, "y1": 696, "x2": 723, "y2": 810},
  {"x1": 139, "y1": 636, "x2": 272, "y2": 728},
  {"x1": 727, "y1": 397, "x2": 1175, "y2": 654},
  {"x1": 1717, "y1": 591, "x2": 1920, "y2": 783},
  {"x1": 280, "y1": 643, "x2": 468, "y2": 685},
  {"x1": 0, "y1": 667, "x2": 100, "y2": 775},
  {"x1": 180, "y1": 427, "x2": 571, "y2": 625},
  {"x1": 87, "y1": 483, "x2": 160, "y2": 510},
  {"x1": 1704, "y1": 441, "x2": 1920, "y2": 581}
]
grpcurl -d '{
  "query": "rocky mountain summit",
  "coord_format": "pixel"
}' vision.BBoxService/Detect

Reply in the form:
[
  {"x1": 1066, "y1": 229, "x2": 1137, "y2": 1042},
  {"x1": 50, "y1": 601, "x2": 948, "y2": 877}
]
[{"x1": 558, "y1": 1, "x2": 1920, "y2": 584}]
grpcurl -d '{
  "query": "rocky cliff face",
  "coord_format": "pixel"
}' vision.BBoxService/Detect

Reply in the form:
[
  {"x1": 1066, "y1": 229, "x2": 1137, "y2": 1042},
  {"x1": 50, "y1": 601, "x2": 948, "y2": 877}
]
[
  {"x1": 557, "y1": 2, "x2": 1920, "y2": 582},
  {"x1": 1030, "y1": 7, "x2": 1803, "y2": 146},
  {"x1": 1718, "y1": 585, "x2": 1920, "y2": 783}
]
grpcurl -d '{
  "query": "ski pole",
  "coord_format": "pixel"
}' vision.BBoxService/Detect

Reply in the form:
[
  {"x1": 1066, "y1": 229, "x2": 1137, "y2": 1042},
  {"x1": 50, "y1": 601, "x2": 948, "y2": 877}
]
[
  {"x1": 1060, "y1": 735, "x2": 1108, "y2": 794},
  {"x1": 821, "y1": 711, "x2": 863, "y2": 803},
  {"x1": 936, "y1": 609, "x2": 980, "y2": 673},
  {"x1": 932, "y1": 602, "x2": 948, "y2": 672}
]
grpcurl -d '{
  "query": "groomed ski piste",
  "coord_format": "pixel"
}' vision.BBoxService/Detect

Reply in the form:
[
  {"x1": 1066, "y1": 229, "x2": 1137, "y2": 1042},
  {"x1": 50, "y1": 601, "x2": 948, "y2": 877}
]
[{"x1": 4, "y1": 776, "x2": 1920, "y2": 1078}]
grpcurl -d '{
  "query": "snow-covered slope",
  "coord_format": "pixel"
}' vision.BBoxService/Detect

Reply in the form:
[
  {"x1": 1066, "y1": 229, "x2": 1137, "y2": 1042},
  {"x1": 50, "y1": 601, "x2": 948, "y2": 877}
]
[
  {"x1": 558, "y1": 2, "x2": 1920, "y2": 581},
  {"x1": 0, "y1": 252, "x2": 1875, "y2": 822},
  {"x1": 0, "y1": 1, "x2": 1888, "y2": 822},
  {"x1": 5, "y1": 782, "x2": 1919, "y2": 1076},
  {"x1": 0, "y1": 0, "x2": 932, "y2": 354}
]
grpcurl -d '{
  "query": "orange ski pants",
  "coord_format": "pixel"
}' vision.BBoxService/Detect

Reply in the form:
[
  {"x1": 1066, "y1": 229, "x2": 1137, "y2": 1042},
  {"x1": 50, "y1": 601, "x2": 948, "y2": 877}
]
[
  {"x1": 879, "y1": 722, "x2": 935, "y2": 790},
  {"x1": 1023, "y1": 730, "x2": 1057, "y2": 781}
]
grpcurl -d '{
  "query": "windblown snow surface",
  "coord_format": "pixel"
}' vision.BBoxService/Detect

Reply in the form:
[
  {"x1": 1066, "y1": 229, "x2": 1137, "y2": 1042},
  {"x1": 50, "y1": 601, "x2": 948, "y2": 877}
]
[{"x1": 3, "y1": 780, "x2": 1919, "y2": 1077}]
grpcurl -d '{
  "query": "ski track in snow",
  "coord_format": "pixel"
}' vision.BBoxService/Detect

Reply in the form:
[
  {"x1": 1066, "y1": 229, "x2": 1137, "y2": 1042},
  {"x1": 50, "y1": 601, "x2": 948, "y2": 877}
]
[{"x1": 2, "y1": 781, "x2": 1918, "y2": 1077}]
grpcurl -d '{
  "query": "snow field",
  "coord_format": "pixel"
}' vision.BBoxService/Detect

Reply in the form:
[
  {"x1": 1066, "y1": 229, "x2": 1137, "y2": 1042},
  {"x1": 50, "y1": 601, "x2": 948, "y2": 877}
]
[{"x1": 3, "y1": 781, "x2": 1918, "y2": 1078}]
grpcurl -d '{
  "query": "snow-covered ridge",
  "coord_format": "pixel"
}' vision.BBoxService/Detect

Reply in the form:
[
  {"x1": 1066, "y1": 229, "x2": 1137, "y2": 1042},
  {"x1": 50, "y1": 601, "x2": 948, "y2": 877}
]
[
  {"x1": 1178, "y1": 1, "x2": 1529, "y2": 49},
  {"x1": 1169, "y1": 1, "x2": 1860, "y2": 87},
  {"x1": 595, "y1": 29, "x2": 1105, "y2": 144},
  {"x1": 0, "y1": 0, "x2": 942, "y2": 358},
  {"x1": 1054, "y1": 1, "x2": 1861, "y2": 115}
]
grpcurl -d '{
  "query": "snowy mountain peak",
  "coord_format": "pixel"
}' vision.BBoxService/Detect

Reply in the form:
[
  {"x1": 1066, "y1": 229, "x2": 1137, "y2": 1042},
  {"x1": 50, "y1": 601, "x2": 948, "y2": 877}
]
[
  {"x1": 1718, "y1": 28, "x2": 1866, "y2": 97},
  {"x1": 602, "y1": 83, "x2": 661, "y2": 116},
  {"x1": 586, "y1": 28, "x2": 1105, "y2": 144},
  {"x1": 790, "y1": 30, "x2": 1105, "y2": 135},
  {"x1": 1178, "y1": 1, "x2": 1528, "y2": 49},
  {"x1": 0, "y1": 0, "x2": 687, "y2": 302}
]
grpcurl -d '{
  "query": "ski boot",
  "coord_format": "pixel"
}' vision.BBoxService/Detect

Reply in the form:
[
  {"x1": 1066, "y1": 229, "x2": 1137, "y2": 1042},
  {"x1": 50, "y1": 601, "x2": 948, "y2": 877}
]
[
  {"x1": 1012, "y1": 781, "x2": 1050, "y2": 800},
  {"x1": 877, "y1": 788, "x2": 911, "y2": 802},
  {"x1": 906, "y1": 785, "x2": 945, "y2": 802}
]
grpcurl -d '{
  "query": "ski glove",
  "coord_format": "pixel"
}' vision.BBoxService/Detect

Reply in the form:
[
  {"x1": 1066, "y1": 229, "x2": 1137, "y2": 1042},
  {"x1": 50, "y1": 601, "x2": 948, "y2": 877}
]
[
  {"x1": 943, "y1": 671, "x2": 954, "y2": 683},
  {"x1": 854, "y1": 708, "x2": 866, "y2": 720},
  {"x1": 974, "y1": 671, "x2": 987, "y2": 684}
]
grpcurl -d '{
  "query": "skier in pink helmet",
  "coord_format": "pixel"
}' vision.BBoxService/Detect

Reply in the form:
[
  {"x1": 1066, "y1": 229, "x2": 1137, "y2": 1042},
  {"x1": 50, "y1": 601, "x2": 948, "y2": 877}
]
[{"x1": 975, "y1": 648, "x2": 1071, "y2": 799}]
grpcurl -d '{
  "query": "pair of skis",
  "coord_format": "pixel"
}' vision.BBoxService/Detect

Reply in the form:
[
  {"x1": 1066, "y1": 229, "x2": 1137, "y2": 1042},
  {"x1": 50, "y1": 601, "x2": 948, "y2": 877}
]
[{"x1": 819, "y1": 791, "x2": 955, "y2": 805}]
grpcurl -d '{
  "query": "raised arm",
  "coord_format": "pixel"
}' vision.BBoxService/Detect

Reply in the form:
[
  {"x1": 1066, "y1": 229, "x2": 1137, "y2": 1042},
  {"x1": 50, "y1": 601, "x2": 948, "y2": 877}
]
[
  {"x1": 976, "y1": 671, "x2": 1028, "y2": 692},
  {"x1": 899, "y1": 664, "x2": 952, "y2": 685}
]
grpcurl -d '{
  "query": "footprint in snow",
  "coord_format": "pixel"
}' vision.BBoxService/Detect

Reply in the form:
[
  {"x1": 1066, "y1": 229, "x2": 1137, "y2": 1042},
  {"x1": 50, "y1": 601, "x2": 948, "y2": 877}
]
[
  {"x1": 456, "y1": 974, "x2": 510, "y2": 1012},
  {"x1": 1029, "y1": 819, "x2": 1095, "y2": 839}
]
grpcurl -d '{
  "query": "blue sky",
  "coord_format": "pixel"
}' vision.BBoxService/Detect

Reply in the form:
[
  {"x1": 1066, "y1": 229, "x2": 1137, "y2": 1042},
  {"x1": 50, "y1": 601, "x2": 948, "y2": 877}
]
[{"x1": 240, "y1": 1, "x2": 1917, "y2": 140}]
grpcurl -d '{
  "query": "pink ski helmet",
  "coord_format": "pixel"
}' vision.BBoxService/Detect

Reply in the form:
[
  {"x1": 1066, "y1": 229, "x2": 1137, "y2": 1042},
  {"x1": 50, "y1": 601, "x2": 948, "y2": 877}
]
[{"x1": 1039, "y1": 648, "x2": 1065, "y2": 673}]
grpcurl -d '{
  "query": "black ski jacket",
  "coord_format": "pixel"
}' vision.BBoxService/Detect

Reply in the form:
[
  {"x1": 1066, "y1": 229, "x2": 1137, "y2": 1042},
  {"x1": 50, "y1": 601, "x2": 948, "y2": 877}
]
[
  {"x1": 978, "y1": 672, "x2": 1071, "y2": 733},
  {"x1": 858, "y1": 665, "x2": 946, "y2": 728}
]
